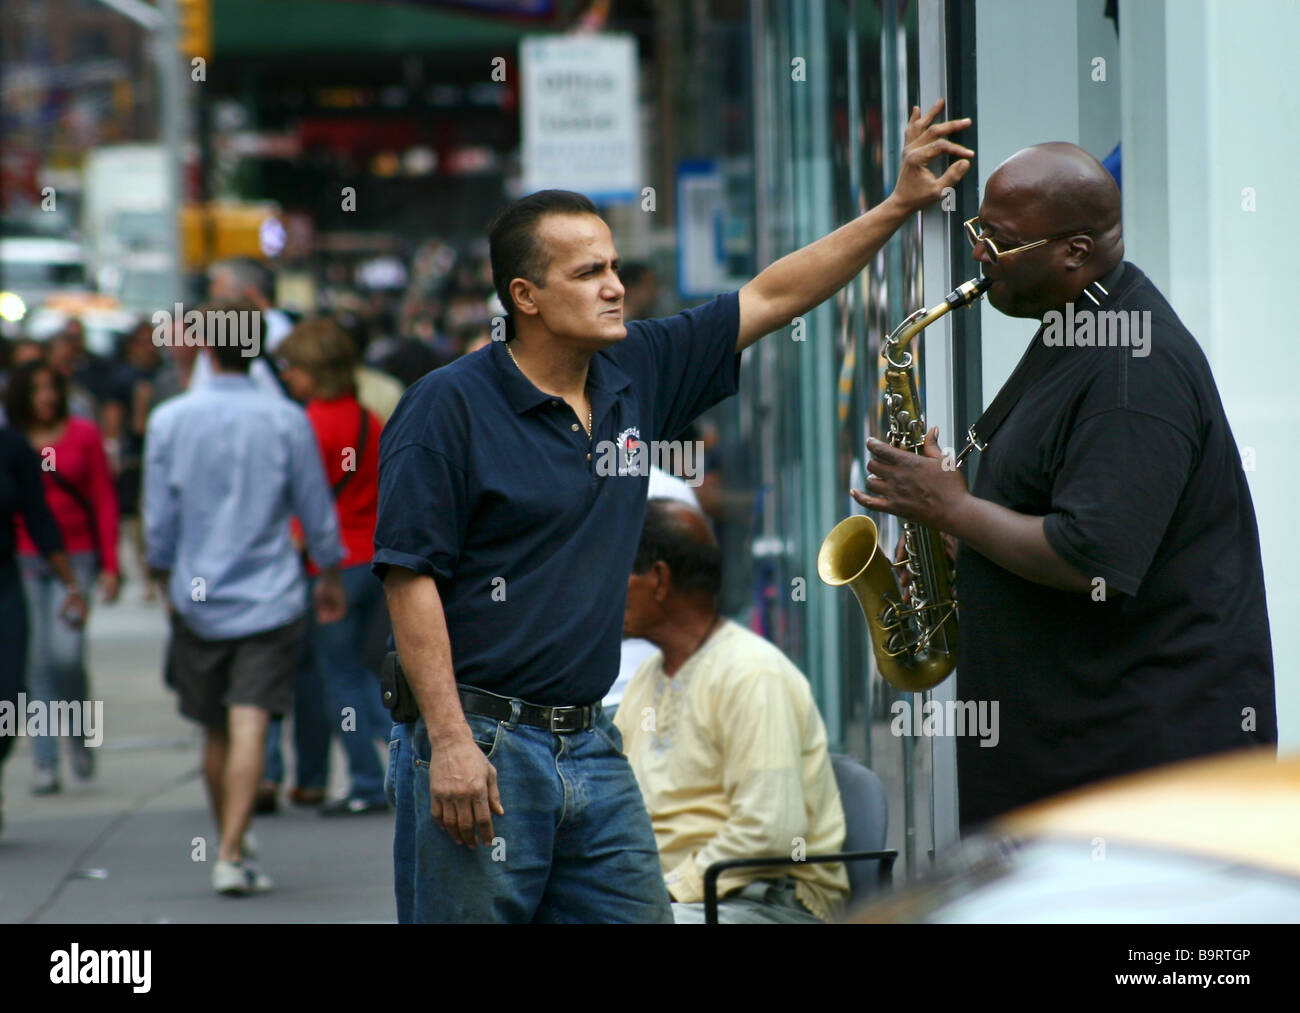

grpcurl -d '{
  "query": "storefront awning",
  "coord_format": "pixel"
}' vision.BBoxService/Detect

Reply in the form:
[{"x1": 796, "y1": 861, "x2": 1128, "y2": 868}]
[{"x1": 213, "y1": 0, "x2": 580, "y2": 57}]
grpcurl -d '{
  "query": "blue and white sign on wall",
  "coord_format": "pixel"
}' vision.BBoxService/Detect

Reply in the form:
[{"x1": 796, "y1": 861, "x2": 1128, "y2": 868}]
[{"x1": 676, "y1": 159, "x2": 747, "y2": 298}]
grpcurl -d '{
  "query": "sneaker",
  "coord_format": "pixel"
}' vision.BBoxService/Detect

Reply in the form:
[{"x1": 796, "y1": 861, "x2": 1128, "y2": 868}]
[
  {"x1": 212, "y1": 859, "x2": 273, "y2": 896},
  {"x1": 242, "y1": 860, "x2": 274, "y2": 892},
  {"x1": 31, "y1": 768, "x2": 61, "y2": 796},
  {"x1": 71, "y1": 743, "x2": 95, "y2": 782},
  {"x1": 320, "y1": 796, "x2": 390, "y2": 817},
  {"x1": 213, "y1": 860, "x2": 249, "y2": 895}
]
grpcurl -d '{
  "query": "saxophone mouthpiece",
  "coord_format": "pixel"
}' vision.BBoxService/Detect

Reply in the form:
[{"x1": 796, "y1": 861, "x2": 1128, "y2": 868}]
[{"x1": 945, "y1": 276, "x2": 995, "y2": 310}]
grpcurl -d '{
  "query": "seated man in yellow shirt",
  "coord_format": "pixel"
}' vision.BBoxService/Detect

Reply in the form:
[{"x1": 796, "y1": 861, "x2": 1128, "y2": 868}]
[{"x1": 614, "y1": 498, "x2": 850, "y2": 923}]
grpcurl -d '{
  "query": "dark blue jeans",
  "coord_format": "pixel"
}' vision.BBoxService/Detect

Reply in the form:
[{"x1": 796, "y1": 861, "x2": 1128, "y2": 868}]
[
  {"x1": 316, "y1": 564, "x2": 389, "y2": 800},
  {"x1": 387, "y1": 703, "x2": 673, "y2": 924},
  {"x1": 264, "y1": 594, "x2": 330, "y2": 791}
]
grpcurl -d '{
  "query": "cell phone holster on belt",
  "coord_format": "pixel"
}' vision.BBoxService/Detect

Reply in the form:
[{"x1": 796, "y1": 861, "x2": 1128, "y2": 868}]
[{"x1": 380, "y1": 651, "x2": 421, "y2": 724}]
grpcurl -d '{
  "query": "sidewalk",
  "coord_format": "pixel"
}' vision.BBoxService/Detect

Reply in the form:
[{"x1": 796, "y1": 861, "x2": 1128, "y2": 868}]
[{"x1": 0, "y1": 584, "x2": 397, "y2": 924}]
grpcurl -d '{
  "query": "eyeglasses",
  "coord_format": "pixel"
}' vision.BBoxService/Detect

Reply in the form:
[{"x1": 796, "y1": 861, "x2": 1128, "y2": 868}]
[{"x1": 963, "y1": 217, "x2": 1093, "y2": 264}]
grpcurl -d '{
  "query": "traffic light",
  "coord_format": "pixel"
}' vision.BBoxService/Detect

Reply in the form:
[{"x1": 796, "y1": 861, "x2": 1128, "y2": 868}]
[
  {"x1": 180, "y1": 203, "x2": 283, "y2": 270},
  {"x1": 177, "y1": 0, "x2": 212, "y2": 63}
]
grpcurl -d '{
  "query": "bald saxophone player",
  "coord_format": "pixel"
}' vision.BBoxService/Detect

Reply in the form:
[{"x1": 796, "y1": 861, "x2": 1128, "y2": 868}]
[{"x1": 859, "y1": 142, "x2": 1276, "y2": 827}]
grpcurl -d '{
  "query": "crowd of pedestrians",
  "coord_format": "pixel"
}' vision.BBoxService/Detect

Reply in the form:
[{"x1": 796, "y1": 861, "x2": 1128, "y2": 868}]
[
  {"x1": 0, "y1": 239, "x2": 764, "y2": 914},
  {"x1": 0, "y1": 244, "x2": 504, "y2": 863}
]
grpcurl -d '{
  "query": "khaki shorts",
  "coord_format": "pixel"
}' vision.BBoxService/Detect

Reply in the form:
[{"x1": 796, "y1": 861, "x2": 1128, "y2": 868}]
[{"x1": 170, "y1": 614, "x2": 307, "y2": 728}]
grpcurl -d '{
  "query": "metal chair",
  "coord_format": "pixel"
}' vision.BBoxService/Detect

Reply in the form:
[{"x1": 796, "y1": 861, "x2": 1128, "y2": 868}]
[{"x1": 703, "y1": 753, "x2": 898, "y2": 923}]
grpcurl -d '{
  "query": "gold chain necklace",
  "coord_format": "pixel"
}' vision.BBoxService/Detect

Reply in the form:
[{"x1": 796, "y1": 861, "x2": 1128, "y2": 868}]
[{"x1": 506, "y1": 341, "x2": 592, "y2": 439}]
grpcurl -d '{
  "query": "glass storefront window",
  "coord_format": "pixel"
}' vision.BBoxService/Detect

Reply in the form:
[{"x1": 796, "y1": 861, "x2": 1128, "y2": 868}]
[{"x1": 693, "y1": 0, "x2": 939, "y2": 879}]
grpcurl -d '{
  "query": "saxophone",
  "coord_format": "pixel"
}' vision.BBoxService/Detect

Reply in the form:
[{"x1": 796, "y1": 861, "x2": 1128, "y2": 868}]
[{"x1": 818, "y1": 276, "x2": 993, "y2": 692}]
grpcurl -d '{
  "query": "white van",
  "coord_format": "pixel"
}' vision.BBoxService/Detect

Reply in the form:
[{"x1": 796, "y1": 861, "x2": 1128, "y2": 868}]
[{"x1": 0, "y1": 236, "x2": 90, "y2": 320}]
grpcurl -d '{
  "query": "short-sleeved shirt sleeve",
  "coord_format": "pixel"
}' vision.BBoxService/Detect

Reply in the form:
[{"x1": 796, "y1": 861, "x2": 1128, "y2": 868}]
[
  {"x1": 372, "y1": 444, "x2": 468, "y2": 584},
  {"x1": 609, "y1": 292, "x2": 741, "y2": 441},
  {"x1": 1043, "y1": 408, "x2": 1198, "y2": 597},
  {"x1": 371, "y1": 382, "x2": 471, "y2": 586}
]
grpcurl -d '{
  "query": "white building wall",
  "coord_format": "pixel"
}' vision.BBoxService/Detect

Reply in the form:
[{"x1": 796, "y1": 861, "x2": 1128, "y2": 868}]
[{"x1": 974, "y1": 0, "x2": 1298, "y2": 748}]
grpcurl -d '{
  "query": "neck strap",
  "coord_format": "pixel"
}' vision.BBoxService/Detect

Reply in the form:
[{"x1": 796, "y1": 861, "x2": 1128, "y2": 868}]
[{"x1": 956, "y1": 261, "x2": 1132, "y2": 466}]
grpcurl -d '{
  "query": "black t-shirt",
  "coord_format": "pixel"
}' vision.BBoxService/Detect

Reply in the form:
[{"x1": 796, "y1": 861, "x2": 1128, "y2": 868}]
[{"x1": 955, "y1": 262, "x2": 1276, "y2": 827}]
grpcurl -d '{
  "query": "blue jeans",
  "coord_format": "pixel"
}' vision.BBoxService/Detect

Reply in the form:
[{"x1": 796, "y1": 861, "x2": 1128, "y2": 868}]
[
  {"x1": 316, "y1": 564, "x2": 390, "y2": 800},
  {"x1": 20, "y1": 552, "x2": 97, "y2": 771},
  {"x1": 387, "y1": 702, "x2": 674, "y2": 923},
  {"x1": 265, "y1": 566, "x2": 389, "y2": 797},
  {"x1": 263, "y1": 623, "x2": 331, "y2": 791}
]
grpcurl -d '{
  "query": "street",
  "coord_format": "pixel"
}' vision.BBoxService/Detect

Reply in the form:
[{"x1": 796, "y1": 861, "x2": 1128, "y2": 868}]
[{"x1": 0, "y1": 575, "x2": 396, "y2": 924}]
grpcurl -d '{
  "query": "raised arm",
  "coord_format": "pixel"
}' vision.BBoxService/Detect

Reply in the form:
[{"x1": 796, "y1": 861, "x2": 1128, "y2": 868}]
[{"x1": 736, "y1": 99, "x2": 973, "y2": 352}]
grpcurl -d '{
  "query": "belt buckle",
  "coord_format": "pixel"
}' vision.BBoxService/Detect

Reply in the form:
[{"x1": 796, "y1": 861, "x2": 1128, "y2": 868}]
[{"x1": 549, "y1": 706, "x2": 582, "y2": 734}]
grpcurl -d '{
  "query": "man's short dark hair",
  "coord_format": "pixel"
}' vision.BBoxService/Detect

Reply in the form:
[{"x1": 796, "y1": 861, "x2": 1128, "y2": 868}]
[
  {"x1": 488, "y1": 190, "x2": 599, "y2": 333},
  {"x1": 201, "y1": 299, "x2": 259, "y2": 374},
  {"x1": 212, "y1": 256, "x2": 276, "y2": 303},
  {"x1": 632, "y1": 498, "x2": 722, "y2": 599}
]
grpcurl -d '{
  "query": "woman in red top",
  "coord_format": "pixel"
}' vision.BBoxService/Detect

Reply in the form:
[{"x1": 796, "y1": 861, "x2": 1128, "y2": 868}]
[
  {"x1": 5, "y1": 361, "x2": 121, "y2": 794},
  {"x1": 271, "y1": 319, "x2": 390, "y2": 814}
]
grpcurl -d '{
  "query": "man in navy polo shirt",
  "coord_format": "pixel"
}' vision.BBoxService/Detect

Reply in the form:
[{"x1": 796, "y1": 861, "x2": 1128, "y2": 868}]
[{"x1": 376, "y1": 100, "x2": 973, "y2": 923}]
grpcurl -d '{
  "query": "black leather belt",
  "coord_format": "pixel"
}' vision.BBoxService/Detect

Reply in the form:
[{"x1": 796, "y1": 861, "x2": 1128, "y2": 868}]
[{"x1": 458, "y1": 686, "x2": 597, "y2": 734}]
